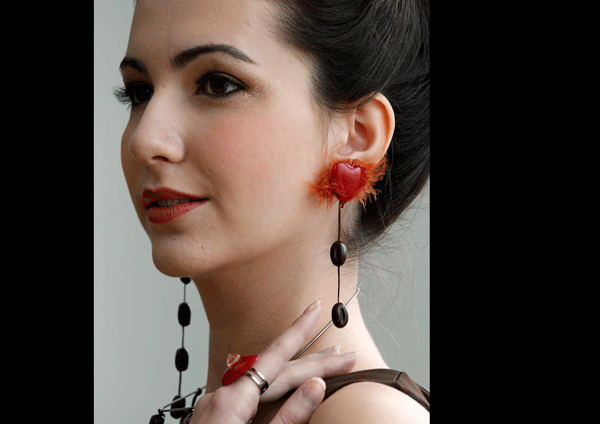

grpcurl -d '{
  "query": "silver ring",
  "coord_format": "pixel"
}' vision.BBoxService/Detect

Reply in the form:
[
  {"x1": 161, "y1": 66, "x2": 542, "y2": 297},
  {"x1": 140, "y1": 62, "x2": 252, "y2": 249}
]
[{"x1": 244, "y1": 367, "x2": 269, "y2": 394}]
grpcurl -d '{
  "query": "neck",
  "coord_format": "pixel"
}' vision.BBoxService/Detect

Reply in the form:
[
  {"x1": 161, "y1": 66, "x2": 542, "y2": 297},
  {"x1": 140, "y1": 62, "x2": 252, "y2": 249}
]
[{"x1": 190, "y1": 239, "x2": 364, "y2": 393}]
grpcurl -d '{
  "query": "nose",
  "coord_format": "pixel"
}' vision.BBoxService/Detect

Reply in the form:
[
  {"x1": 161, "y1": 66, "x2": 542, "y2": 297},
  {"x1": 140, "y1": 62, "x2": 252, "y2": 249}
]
[{"x1": 125, "y1": 92, "x2": 186, "y2": 166}]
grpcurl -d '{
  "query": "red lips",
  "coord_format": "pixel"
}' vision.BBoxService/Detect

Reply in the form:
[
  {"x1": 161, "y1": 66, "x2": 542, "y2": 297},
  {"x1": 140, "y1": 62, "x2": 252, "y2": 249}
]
[
  {"x1": 142, "y1": 187, "x2": 207, "y2": 209},
  {"x1": 142, "y1": 187, "x2": 208, "y2": 224}
]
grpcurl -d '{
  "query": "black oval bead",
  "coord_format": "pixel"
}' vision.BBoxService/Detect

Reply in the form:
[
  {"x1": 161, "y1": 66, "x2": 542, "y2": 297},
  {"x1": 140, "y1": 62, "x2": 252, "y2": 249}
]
[
  {"x1": 330, "y1": 241, "x2": 347, "y2": 267},
  {"x1": 191, "y1": 387, "x2": 203, "y2": 405},
  {"x1": 149, "y1": 413, "x2": 165, "y2": 424},
  {"x1": 170, "y1": 395, "x2": 186, "y2": 419},
  {"x1": 180, "y1": 277, "x2": 191, "y2": 285},
  {"x1": 178, "y1": 302, "x2": 191, "y2": 327},
  {"x1": 175, "y1": 347, "x2": 189, "y2": 372},
  {"x1": 332, "y1": 302, "x2": 348, "y2": 328}
]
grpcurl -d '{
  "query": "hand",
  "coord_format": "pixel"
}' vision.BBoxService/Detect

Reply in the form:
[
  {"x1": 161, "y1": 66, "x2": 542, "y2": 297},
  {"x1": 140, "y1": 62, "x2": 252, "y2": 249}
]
[{"x1": 189, "y1": 300, "x2": 358, "y2": 424}]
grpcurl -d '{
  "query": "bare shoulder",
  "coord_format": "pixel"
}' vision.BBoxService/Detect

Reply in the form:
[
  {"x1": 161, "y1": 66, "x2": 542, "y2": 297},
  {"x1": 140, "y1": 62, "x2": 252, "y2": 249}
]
[{"x1": 308, "y1": 381, "x2": 429, "y2": 424}]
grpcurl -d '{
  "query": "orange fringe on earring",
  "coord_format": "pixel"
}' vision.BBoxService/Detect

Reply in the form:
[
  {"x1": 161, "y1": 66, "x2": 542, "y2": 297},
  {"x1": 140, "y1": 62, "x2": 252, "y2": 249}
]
[{"x1": 307, "y1": 155, "x2": 387, "y2": 210}]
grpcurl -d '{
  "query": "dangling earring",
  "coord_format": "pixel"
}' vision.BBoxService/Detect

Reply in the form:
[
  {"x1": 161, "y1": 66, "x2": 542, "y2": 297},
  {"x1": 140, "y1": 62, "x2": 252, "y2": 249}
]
[
  {"x1": 330, "y1": 201, "x2": 348, "y2": 327},
  {"x1": 308, "y1": 156, "x2": 387, "y2": 328}
]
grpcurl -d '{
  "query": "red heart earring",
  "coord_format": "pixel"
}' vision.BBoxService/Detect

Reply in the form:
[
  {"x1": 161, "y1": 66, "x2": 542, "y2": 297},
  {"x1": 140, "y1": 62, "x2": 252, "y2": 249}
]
[
  {"x1": 307, "y1": 155, "x2": 387, "y2": 327},
  {"x1": 307, "y1": 156, "x2": 387, "y2": 210}
]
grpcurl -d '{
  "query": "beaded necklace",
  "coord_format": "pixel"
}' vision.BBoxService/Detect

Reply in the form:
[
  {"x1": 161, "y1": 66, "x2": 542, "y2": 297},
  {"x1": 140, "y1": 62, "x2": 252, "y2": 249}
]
[{"x1": 148, "y1": 279, "x2": 360, "y2": 424}]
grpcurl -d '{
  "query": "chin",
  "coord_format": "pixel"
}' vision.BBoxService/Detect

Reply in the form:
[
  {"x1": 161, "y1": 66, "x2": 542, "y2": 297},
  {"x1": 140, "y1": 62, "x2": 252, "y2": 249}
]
[
  {"x1": 150, "y1": 245, "x2": 206, "y2": 278},
  {"x1": 151, "y1": 251, "x2": 189, "y2": 278},
  {"x1": 150, "y1": 239, "x2": 227, "y2": 279}
]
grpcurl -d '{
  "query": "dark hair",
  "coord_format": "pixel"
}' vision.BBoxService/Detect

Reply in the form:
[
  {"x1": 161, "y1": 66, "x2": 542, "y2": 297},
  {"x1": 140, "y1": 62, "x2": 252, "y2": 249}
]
[
  {"x1": 132, "y1": 0, "x2": 429, "y2": 260},
  {"x1": 268, "y1": 0, "x2": 430, "y2": 260}
]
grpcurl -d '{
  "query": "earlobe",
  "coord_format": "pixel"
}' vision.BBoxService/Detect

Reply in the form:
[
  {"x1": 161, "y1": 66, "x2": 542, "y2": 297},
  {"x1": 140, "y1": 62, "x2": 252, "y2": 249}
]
[
  {"x1": 307, "y1": 93, "x2": 393, "y2": 210},
  {"x1": 307, "y1": 154, "x2": 387, "y2": 210}
]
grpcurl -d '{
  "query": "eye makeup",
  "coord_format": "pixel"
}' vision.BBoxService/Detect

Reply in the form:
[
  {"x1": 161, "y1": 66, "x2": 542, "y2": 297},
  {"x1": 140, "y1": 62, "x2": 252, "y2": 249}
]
[
  {"x1": 113, "y1": 82, "x2": 153, "y2": 108},
  {"x1": 114, "y1": 51, "x2": 259, "y2": 110}
]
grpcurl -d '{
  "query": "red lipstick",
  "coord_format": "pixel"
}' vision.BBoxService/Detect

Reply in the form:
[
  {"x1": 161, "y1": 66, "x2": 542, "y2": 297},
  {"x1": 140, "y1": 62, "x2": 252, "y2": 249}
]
[{"x1": 142, "y1": 187, "x2": 208, "y2": 224}]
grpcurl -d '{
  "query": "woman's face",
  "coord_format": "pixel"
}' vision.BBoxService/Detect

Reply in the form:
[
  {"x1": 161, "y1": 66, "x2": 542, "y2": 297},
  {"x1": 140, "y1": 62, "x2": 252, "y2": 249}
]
[{"x1": 120, "y1": 0, "x2": 335, "y2": 276}]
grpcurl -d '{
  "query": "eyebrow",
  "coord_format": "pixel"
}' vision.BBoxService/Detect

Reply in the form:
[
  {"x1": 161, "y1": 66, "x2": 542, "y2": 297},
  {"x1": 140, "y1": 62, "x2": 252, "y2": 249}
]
[
  {"x1": 119, "y1": 57, "x2": 147, "y2": 74},
  {"x1": 119, "y1": 43, "x2": 257, "y2": 74},
  {"x1": 172, "y1": 44, "x2": 257, "y2": 68}
]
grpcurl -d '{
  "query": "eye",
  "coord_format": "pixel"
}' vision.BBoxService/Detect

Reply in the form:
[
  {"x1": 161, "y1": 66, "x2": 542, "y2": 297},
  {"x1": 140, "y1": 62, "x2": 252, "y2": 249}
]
[
  {"x1": 113, "y1": 82, "x2": 153, "y2": 108},
  {"x1": 197, "y1": 73, "x2": 244, "y2": 97},
  {"x1": 125, "y1": 82, "x2": 153, "y2": 106}
]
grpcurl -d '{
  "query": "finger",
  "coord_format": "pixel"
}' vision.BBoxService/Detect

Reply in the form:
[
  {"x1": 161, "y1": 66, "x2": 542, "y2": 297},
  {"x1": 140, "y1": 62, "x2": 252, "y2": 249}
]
[
  {"x1": 252, "y1": 300, "x2": 323, "y2": 386},
  {"x1": 317, "y1": 345, "x2": 341, "y2": 355},
  {"x1": 285, "y1": 345, "x2": 341, "y2": 366},
  {"x1": 283, "y1": 346, "x2": 340, "y2": 368},
  {"x1": 193, "y1": 386, "x2": 258, "y2": 424},
  {"x1": 269, "y1": 377, "x2": 326, "y2": 424},
  {"x1": 299, "y1": 345, "x2": 341, "y2": 360},
  {"x1": 187, "y1": 393, "x2": 209, "y2": 424},
  {"x1": 193, "y1": 392, "x2": 213, "y2": 415},
  {"x1": 285, "y1": 345, "x2": 341, "y2": 367},
  {"x1": 260, "y1": 351, "x2": 357, "y2": 402},
  {"x1": 221, "y1": 300, "x2": 322, "y2": 408},
  {"x1": 284, "y1": 352, "x2": 358, "y2": 384}
]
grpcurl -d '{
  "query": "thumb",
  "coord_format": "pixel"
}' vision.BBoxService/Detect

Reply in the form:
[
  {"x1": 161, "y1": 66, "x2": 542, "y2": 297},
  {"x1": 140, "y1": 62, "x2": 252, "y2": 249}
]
[{"x1": 270, "y1": 377, "x2": 326, "y2": 424}]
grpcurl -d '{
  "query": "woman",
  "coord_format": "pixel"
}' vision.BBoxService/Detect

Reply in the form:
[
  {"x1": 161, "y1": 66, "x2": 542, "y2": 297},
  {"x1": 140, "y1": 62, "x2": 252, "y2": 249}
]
[{"x1": 114, "y1": 0, "x2": 429, "y2": 422}]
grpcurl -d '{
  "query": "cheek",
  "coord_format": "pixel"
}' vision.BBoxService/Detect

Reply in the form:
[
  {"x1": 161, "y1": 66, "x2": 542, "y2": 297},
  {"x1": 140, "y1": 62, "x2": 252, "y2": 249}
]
[{"x1": 203, "y1": 110, "x2": 318, "y2": 208}]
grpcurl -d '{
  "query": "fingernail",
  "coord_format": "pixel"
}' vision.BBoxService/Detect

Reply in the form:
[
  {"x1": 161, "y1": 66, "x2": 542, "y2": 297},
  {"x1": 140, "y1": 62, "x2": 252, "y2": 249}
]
[
  {"x1": 300, "y1": 377, "x2": 326, "y2": 408},
  {"x1": 320, "y1": 345, "x2": 341, "y2": 356},
  {"x1": 340, "y1": 351, "x2": 358, "y2": 358},
  {"x1": 304, "y1": 300, "x2": 322, "y2": 314}
]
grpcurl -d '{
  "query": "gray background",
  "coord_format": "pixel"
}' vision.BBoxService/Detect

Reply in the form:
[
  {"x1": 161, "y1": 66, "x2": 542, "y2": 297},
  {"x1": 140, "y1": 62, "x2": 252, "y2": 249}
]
[{"x1": 94, "y1": 1, "x2": 429, "y2": 422}]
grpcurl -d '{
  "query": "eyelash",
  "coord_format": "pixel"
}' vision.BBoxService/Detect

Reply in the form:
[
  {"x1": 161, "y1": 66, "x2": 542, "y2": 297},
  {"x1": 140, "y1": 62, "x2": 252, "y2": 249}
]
[{"x1": 113, "y1": 72, "x2": 245, "y2": 108}]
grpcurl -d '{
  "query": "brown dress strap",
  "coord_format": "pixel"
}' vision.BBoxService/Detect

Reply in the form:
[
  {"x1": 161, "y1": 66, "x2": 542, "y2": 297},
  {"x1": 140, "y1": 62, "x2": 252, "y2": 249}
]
[{"x1": 321, "y1": 368, "x2": 430, "y2": 411}]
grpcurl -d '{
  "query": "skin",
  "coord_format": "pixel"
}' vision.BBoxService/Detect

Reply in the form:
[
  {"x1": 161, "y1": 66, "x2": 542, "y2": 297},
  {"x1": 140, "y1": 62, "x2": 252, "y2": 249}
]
[{"x1": 119, "y1": 0, "x2": 426, "y2": 422}]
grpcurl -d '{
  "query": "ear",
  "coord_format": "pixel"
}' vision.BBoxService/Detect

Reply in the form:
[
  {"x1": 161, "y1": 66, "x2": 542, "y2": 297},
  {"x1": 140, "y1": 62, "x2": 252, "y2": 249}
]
[{"x1": 332, "y1": 93, "x2": 395, "y2": 163}]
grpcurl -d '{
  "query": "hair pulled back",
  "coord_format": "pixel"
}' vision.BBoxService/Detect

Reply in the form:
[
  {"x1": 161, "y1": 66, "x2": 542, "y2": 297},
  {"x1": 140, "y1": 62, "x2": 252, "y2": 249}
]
[{"x1": 269, "y1": 0, "x2": 430, "y2": 259}]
